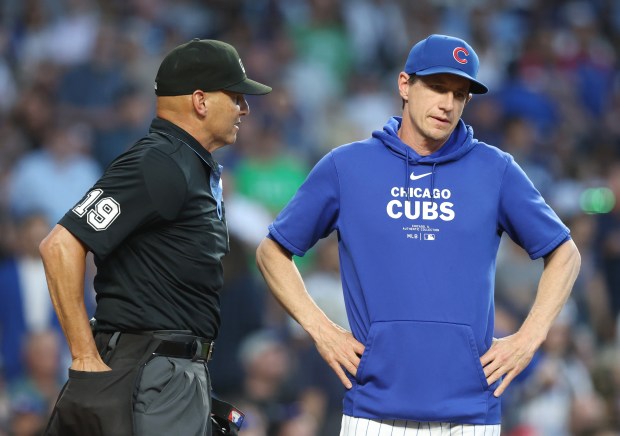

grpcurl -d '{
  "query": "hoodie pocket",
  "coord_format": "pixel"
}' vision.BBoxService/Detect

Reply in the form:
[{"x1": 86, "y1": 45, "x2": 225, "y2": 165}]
[{"x1": 353, "y1": 320, "x2": 491, "y2": 422}]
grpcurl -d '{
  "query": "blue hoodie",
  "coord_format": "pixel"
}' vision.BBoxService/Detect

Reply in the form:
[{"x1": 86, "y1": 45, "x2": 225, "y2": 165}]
[{"x1": 268, "y1": 117, "x2": 570, "y2": 424}]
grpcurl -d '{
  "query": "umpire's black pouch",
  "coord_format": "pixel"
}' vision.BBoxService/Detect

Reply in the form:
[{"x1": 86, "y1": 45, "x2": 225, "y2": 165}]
[
  {"x1": 44, "y1": 331, "x2": 161, "y2": 436},
  {"x1": 211, "y1": 398, "x2": 245, "y2": 435}
]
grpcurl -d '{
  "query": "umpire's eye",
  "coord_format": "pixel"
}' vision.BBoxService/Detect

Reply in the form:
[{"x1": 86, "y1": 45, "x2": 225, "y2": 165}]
[{"x1": 231, "y1": 93, "x2": 243, "y2": 106}]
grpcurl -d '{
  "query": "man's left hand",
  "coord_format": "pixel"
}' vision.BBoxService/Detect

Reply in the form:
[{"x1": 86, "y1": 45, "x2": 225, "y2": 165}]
[{"x1": 479, "y1": 333, "x2": 537, "y2": 397}]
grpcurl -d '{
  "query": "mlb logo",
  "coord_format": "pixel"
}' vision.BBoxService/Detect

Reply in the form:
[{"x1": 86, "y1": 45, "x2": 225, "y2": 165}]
[
  {"x1": 229, "y1": 409, "x2": 244, "y2": 427},
  {"x1": 423, "y1": 234, "x2": 436, "y2": 240}
]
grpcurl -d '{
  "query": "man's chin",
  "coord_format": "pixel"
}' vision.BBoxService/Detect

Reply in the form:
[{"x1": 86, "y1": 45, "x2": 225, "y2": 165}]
[
  {"x1": 222, "y1": 132, "x2": 238, "y2": 145},
  {"x1": 427, "y1": 131, "x2": 451, "y2": 144}
]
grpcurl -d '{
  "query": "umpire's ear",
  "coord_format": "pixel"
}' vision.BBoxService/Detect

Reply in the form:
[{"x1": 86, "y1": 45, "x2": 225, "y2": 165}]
[{"x1": 192, "y1": 90, "x2": 209, "y2": 116}]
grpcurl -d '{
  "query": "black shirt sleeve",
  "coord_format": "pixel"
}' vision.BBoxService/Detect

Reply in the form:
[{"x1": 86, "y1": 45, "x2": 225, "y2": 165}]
[{"x1": 59, "y1": 145, "x2": 187, "y2": 260}]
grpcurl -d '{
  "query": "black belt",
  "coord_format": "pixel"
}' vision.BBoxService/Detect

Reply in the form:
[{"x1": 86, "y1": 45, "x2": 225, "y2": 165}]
[
  {"x1": 153, "y1": 336, "x2": 215, "y2": 362},
  {"x1": 91, "y1": 320, "x2": 215, "y2": 362}
]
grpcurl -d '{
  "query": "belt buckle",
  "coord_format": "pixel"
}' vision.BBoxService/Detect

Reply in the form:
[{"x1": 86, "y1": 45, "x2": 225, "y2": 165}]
[
  {"x1": 191, "y1": 339, "x2": 214, "y2": 362},
  {"x1": 206, "y1": 341, "x2": 214, "y2": 361}
]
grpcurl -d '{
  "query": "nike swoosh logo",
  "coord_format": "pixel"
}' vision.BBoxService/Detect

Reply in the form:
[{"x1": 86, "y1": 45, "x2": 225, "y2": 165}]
[{"x1": 410, "y1": 171, "x2": 432, "y2": 181}]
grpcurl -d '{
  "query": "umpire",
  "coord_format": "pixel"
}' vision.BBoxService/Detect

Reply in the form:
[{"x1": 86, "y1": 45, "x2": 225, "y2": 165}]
[{"x1": 39, "y1": 39, "x2": 271, "y2": 436}]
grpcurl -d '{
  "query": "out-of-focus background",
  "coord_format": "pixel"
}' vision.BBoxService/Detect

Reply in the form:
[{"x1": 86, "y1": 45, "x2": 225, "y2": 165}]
[{"x1": 0, "y1": 0, "x2": 619, "y2": 435}]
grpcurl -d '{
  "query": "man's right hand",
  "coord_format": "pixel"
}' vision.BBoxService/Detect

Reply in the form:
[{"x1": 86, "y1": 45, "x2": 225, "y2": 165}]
[
  {"x1": 41, "y1": 225, "x2": 113, "y2": 374},
  {"x1": 255, "y1": 238, "x2": 365, "y2": 388},
  {"x1": 310, "y1": 321, "x2": 365, "y2": 389},
  {"x1": 70, "y1": 355, "x2": 112, "y2": 372}
]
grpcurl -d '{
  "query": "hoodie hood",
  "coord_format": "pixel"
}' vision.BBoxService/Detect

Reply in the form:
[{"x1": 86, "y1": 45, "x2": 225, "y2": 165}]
[
  {"x1": 373, "y1": 116, "x2": 477, "y2": 165},
  {"x1": 373, "y1": 116, "x2": 478, "y2": 199}
]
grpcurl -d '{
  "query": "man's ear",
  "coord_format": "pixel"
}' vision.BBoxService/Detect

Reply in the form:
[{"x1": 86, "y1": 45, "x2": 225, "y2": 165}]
[
  {"x1": 398, "y1": 72, "x2": 410, "y2": 102},
  {"x1": 192, "y1": 90, "x2": 208, "y2": 116}
]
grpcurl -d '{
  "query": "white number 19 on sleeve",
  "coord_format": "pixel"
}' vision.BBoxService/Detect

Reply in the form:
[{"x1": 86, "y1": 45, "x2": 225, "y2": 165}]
[{"x1": 72, "y1": 189, "x2": 121, "y2": 231}]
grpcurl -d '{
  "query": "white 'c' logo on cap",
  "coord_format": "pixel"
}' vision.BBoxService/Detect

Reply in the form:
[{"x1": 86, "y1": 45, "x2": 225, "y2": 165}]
[
  {"x1": 453, "y1": 47, "x2": 469, "y2": 64},
  {"x1": 239, "y1": 59, "x2": 246, "y2": 74}
]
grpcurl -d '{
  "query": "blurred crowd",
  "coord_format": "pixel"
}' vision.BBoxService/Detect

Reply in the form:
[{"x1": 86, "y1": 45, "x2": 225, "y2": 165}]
[{"x1": 0, "y1": 0, "x2": 619, "y2": 435}]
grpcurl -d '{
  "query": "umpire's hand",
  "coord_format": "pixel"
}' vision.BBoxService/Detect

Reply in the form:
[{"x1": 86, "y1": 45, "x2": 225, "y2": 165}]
[{"x1": 71, "y1": 356, "x2": 112, "y2": 372}]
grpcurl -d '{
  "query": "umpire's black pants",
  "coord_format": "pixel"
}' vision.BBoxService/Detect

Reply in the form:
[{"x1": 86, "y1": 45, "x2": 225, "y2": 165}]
[{"x1": 44, "y1": 331, "x2": 212, "y2": 436}]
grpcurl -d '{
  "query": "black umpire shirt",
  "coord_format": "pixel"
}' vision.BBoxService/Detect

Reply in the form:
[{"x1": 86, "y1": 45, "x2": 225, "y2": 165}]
[{"x1": 59, "y1": 118, "x2": 229, "y2": 339}]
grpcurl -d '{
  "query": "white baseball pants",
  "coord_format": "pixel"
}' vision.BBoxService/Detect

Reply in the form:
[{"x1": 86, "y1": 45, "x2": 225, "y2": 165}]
[{"x1": 340, "y1": 415, "x2": 501, "y2": 436}]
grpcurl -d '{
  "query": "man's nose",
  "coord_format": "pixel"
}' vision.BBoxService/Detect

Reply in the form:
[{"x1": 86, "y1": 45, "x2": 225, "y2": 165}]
[{"x1": 240, "y1": 97, "x2": 250, "y2": 115}]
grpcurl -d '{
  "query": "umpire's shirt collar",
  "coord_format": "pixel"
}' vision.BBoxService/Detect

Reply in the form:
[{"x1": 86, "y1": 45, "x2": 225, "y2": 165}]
[{"x1": 149, "y1": 117, "x2": 219, "y2": 171}]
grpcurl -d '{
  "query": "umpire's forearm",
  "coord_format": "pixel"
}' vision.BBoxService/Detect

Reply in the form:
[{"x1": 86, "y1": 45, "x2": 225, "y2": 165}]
[
  {"x1": 518, "y1": 239, "x2": 581, "y2": 345},
  {"x1": 256, "y1": 238, "x2": 333, "y2": 336},
  {"x1": 40, "y1": 225, "x2": 100, "y2": 361}
]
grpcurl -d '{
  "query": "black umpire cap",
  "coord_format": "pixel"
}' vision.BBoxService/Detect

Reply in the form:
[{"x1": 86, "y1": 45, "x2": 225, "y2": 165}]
[{"x1": 155, "y1": 39, "x2": 272, "y2": 96}]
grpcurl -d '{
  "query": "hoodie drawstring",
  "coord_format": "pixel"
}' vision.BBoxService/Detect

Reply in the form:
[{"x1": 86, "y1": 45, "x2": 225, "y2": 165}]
[
  {"x1": 405, "y1": 147, "x2": 411, "y2": 200},
  {"x1": 430, "y1": 162, "x2": 437, "y2": 202},
  {"x1": 406, "y1": 154, "x2": 438, "y2": 202}
]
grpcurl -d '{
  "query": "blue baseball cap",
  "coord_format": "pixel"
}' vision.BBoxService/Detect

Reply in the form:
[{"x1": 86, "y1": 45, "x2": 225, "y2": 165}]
[{"x1": 404, "y1": 34, "x2": 488, "y2": 94}]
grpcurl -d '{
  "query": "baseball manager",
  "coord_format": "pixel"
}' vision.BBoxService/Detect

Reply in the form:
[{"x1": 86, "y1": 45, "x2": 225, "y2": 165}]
[{"x1": 256, "y1": 34, "x2": 580, "y2": 435}]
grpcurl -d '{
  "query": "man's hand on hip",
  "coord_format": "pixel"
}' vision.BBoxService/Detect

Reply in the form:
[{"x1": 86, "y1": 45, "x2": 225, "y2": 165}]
[
  {"x1": 480, "y1": 333, "x2": 537, "y2": 397},
  {"x1": 311, "y1": 321, "x2": 365, "y2": 389},
  {"x1": 70, "y1": 355, "x2": 112, "y2": 372}
]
